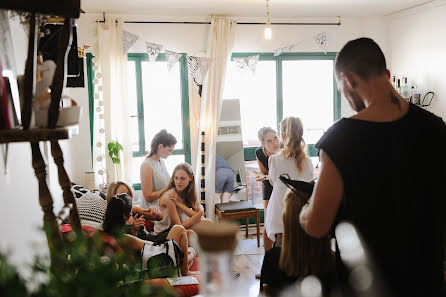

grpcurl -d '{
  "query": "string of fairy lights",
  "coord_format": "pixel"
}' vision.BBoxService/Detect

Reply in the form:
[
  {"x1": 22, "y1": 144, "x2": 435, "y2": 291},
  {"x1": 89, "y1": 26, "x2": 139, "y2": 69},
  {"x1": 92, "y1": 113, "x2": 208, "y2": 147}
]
[{"x1": 91, "y1": 57, "x2": 107, "y2": 190}]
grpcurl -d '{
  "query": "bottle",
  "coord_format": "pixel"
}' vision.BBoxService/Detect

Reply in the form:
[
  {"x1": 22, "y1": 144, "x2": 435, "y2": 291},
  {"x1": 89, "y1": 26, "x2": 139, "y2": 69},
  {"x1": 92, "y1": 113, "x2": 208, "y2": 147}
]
[
  {"x1": 397, "y1": 79, "x2": 401, "y2": 94},
  {"x1": 412, "y1": 85, "x2": 421, "y2": 105},
  {"x1": 401, "y1": 77, "x2": 410, "y2": 100},
  {"x1": 392, "y1": 76, "x2": 396, "y2": 89},
  {"x1": 194, "y1": 222, "x2": 248, "y2": 297}
]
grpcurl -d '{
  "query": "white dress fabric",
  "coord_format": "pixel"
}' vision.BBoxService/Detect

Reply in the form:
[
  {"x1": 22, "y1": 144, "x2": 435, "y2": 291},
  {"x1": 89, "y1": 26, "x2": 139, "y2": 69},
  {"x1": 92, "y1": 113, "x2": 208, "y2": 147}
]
[{"x1": 265, "y1": 154, "x2": 314, "y2": 241}]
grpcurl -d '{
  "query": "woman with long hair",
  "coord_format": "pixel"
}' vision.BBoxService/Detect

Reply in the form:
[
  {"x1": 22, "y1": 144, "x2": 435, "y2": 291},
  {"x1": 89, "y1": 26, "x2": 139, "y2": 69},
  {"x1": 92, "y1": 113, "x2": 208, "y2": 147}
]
[
  {"x1": 260, "y1": 181, "x2": 334, "y2": 293},
  {"x1": 140, "y1": 130, "x2": 177, "y2": 208},
  {"x1": 256, "y1": 127, "x2": 281, "y2": 252},
  {"x1": 102, "y1": 193, "x2": 193, "y2": 276},
  {"x1": 265, "y1": 117, "x2": 314, "y2": 244},
  {"x1": 154, "y1": 163, "x2": 204, "y2": 236},
  {"x1": 106, "y1": 181, "x2": 162, "y2": 221}
]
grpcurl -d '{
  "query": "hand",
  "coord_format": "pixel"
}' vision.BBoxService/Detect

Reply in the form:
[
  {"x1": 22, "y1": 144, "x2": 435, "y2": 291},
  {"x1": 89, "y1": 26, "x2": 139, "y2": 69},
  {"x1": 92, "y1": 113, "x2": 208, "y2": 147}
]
[
  {"x1": 253, "y1": 170, "x2": 267, "y2": 182},
  {"x1": 142, "y1": 206, "x2": 163, "y2": 221},
  {"x1": 131, "y1": 214, "x2": 146, "y2": 234}
]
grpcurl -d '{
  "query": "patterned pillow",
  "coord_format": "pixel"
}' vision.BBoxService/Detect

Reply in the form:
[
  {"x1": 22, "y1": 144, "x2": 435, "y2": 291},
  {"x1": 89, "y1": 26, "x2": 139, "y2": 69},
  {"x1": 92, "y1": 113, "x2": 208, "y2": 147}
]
[
  {"x1": 75, "y1": 192, "x2": 107, "y2": 229},
  {"x1": 71, "y1": 184, "x2": 106, "y2": 200}
]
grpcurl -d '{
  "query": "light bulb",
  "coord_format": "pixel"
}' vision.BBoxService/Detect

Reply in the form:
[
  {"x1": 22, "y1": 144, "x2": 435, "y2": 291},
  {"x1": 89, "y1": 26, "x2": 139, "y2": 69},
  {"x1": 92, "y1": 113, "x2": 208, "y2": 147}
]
[{"x1": 264, "y1": 26, "x2": 272, "y2": 40}]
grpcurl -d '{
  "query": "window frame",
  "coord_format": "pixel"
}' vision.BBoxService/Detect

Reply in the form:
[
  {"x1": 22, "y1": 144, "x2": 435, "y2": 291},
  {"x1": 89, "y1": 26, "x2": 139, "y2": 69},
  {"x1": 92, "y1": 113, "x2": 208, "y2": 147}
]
[
  {"x1": 228, "y1": 52, "x2": 341, "y2": 160},
  {"x1": 87, "y1": 53, "x2": 191, "y2": 190},
  {"x1": 128, "y1": 53, "x2": 191, "y2": 189}
]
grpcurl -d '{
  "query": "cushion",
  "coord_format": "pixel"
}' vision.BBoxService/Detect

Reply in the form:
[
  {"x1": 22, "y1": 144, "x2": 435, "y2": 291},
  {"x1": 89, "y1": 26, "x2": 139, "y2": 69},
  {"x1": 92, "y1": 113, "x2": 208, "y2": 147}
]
[
  {"x1": 215, "y1": 201, "x2": 256, "y2": 213},
  {"x1": 75, "y1": 191, "x2": 107, "y2": 229},
  {"x1": 71, "y1": 183, "x2": 106, "y2": 199}
]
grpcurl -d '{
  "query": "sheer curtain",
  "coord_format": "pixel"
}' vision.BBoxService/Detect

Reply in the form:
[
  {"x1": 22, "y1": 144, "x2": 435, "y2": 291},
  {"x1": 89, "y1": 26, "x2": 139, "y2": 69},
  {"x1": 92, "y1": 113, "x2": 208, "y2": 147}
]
[
  {"x1": 195, "y1": 17, "x2": 236, "y2": 219},
  {"x1": 96, "y1": 17, "x2": 133, "y2": 184}
]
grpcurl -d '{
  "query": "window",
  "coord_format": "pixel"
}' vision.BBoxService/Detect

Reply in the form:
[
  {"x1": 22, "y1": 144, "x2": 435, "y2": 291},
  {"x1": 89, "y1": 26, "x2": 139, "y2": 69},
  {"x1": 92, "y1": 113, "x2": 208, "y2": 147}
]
[
  {"x1": 127, "y1": 53, "x2": 191, "y2": 186},
  {"x1": 223, "y1": 53, "x2": 341, "y2": 159}
]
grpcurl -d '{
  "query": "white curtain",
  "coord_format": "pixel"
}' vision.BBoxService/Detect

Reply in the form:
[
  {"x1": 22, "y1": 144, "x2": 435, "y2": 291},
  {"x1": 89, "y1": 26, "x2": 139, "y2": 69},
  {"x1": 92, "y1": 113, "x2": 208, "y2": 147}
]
[
  {"x1": 96, "y1": 17, "x2": 133, "y2": 184},
  {"x1": 194, "y1": 17, "x2": 237, "y2": 219}
]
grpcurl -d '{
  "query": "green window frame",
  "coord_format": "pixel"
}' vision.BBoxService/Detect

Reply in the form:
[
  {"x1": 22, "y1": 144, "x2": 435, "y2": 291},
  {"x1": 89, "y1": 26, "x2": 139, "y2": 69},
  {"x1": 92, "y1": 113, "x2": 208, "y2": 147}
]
[
  {"x1": 228, "y1": 52, "x2": 341, "y2": 160},
  {"x1": 128, "y1": 53, "x2": 191, "y2": 190},
  {"x1": 87, "y1": 53, "x2": 191, "y2": 190}
]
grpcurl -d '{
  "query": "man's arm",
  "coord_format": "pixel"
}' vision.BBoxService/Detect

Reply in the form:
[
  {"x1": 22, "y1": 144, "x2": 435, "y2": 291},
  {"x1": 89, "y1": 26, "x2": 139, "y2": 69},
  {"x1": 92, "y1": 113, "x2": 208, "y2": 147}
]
[{"x1": 299, "y1": 149, "x2": 344, "y2": 238}]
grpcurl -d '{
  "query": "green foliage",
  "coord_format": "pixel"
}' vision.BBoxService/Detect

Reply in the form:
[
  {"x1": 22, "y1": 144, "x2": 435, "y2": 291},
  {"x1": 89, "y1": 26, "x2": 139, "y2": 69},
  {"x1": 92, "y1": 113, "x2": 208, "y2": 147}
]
[
  {"x1": 108, "y1": 140, "x2": 123, "y2": 165},
  {"x1": 0, "y1": 231, "x2": 176, "y2": 297},
  {"x1": 0, "y1": 252, "x2": 28, "y2": 297}
]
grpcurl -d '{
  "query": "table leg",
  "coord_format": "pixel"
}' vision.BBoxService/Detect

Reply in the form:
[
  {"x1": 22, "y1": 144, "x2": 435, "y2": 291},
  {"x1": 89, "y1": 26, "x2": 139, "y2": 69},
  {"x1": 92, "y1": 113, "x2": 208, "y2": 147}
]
[
  {"x1": 51, "y1": 140, "x2": 81, "y2": 231},
  {"x1": 256, "y1": 209, "x2": 260, "y2": 247},
  {"x1": 30, "y1": 142, "x2": 61, "y2": 253}
]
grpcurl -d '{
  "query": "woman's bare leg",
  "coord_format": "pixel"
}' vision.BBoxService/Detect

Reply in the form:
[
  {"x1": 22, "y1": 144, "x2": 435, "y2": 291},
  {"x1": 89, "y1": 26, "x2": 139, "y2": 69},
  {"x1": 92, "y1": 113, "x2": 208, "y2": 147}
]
[
  {"x1": 263, "y1": 200, "x2": 273, "y2": 251},
  {"x1": 167, "y1": 225, "x2": 190, "y2": 276}
]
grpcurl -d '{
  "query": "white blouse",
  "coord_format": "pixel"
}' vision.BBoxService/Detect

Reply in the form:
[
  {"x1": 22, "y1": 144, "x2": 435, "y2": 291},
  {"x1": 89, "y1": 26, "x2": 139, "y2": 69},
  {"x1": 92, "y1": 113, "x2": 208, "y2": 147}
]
[{"x1": 265, "y1": 154, "x2": 314, "y2": 241}]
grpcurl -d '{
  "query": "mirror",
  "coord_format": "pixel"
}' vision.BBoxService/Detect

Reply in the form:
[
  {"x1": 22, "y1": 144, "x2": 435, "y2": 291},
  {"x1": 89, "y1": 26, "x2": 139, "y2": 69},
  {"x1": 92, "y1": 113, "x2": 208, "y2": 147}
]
[{"x1": 215, "y1": 99, "x2": 247, "y2": 204}]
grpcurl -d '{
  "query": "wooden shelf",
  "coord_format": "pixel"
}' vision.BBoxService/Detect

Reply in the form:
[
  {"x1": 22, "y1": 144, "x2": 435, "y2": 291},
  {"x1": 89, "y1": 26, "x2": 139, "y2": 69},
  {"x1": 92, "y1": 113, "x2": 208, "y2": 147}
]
[
  {"x1": 0, "y1": 126, "x2": 78, "y2": 144},
  {"x1": 0, "y1": 0, "x2": 81, "y2": 18}
]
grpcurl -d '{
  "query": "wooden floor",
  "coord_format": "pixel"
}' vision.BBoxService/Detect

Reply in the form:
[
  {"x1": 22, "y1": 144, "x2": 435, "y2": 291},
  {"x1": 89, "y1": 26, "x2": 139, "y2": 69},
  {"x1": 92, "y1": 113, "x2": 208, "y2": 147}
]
[{"x1": 231, "y1": 225, "x2": 265, "y2": 297}]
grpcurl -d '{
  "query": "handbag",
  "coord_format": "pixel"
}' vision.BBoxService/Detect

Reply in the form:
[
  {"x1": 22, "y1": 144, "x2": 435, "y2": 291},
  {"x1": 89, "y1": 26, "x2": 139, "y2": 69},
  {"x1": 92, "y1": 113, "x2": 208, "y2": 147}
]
[{"x1": 141, "y1": 239, "x2": 184, "y2": 279}]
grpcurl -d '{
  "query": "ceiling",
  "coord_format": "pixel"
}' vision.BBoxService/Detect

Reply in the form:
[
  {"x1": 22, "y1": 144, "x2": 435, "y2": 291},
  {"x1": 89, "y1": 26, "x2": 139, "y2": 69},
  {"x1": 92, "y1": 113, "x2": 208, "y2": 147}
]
[{"x1": 82, "y1": 0, "x2": 432, "y2": 18}]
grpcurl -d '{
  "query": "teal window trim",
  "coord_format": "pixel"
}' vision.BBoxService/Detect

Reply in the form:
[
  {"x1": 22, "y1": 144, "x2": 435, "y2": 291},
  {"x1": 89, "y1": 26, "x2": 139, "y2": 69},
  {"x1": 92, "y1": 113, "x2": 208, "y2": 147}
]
[
  {"x1": 231, "y1": 52, "x2": 341, "y2": 160},
  {"x1": 86, "y1": 53, "x2": 95, "y2": 170},
  {"x1": 128, "y1": 53, "x2": 191, "y2": 189}
]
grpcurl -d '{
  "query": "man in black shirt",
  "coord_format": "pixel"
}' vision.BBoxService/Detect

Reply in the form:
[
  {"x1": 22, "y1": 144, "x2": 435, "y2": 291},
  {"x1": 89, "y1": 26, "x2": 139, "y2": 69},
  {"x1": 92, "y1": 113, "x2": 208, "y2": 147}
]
[{"x1": 299, "y1": 38, "x2": 445, "y2": 297}]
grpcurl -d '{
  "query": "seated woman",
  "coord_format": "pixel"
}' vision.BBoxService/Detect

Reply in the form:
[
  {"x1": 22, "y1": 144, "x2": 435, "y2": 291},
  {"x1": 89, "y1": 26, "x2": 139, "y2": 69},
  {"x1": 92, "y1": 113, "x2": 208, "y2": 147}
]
[
  {"x1": 106, "y1": 181, "x2": 162, "y2": 221},
  {"x1": 103, "y1": 193, "x2": 194, "y2": 276},
  {"x1": 107, "y1": 181, "x2": 197, "y2": 267},
  {"x1": 155, "y1": 163, "x2": 205, "y2": 238},
  {"x1": 260, "y1": 177, "x2": 335, "y2": 295}
]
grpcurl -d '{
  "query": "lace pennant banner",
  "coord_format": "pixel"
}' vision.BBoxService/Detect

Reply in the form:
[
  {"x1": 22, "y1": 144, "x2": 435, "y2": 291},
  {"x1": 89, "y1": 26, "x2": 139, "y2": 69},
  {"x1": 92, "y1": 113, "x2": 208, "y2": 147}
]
[
  {"x1": 165, "y1": 50, "x2": 182, "y2": 71},
  {"x1": 122, "y1": 30, "x2": 139, "y2": 54},
  {"x1": 145, "y1": 42, "x2": 164, "y2": 62},
  {"x1": 187, "y1": 56, "x2": 212, "y2": 86},
  {"x1": 233, "y1": 55, "x2": 260, "y2": 74},
  {"x1": 313, "y1": 32, "x2": 328, "y2": 53},
  {"x1": 273, "y1": 41, "x2": 302, "y2": 56}
]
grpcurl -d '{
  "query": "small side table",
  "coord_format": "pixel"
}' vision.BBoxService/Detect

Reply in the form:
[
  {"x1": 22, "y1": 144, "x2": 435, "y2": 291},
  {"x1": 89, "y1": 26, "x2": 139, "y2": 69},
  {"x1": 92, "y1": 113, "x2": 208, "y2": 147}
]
[{"x1": 215, "y1": 201, "x2": 260, "y2": 247}]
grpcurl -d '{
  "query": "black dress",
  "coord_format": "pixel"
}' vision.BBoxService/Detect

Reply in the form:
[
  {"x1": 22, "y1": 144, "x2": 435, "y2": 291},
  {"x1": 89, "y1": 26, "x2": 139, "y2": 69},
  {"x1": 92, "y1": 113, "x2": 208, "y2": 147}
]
[{"x1": 255, "y1": 146, "x2": 273, "y2": 200}]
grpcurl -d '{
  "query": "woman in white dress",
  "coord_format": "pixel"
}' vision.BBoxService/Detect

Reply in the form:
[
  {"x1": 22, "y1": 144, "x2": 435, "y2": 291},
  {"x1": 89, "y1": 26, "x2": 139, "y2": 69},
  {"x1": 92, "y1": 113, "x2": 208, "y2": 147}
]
[{"x1": 265, "y1": 116, "x2": 314, "y2": 244}]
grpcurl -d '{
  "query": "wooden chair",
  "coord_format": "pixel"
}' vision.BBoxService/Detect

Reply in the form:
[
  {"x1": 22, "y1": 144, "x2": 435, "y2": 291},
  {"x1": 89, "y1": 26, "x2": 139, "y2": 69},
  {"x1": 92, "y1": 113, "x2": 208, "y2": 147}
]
[{"x1": 215, "y1": 201, "x2": 260, "y2": 247}]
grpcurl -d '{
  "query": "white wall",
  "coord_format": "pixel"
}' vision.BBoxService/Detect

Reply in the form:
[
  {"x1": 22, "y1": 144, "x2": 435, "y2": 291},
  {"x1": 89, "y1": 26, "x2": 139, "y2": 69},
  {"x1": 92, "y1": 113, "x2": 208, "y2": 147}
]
[
  {"x1": 389, "y1": 1, "x2": 446, "y2": 119},
  {"x1": 71, "y1": 13, "x2": 391, "y2": 178},
  {"x1": 0, "y1": 17, "x2": 73, "y2": 279}
]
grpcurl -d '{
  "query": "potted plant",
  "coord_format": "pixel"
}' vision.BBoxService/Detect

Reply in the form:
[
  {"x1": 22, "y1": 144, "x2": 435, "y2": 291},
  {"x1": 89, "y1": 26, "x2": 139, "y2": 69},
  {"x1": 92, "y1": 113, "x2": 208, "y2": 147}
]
[{"x1": 108, "y1": 140, "x2": 123, "y2": 181}]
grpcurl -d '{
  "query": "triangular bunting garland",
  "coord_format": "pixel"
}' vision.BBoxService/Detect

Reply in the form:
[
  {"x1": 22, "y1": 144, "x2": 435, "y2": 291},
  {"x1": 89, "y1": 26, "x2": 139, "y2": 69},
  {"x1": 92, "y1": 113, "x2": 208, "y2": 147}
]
[
  {"x1": 313, "y1": 32, "x2": 327, "y2": 54},
  {"x1": 273, "y1": 41, "x2": 301, "y2": 56},
  {"x1": 233, "y1": 55, "x2": 260, "y2": 74},
  {"x1": 122, "y1": 30, "x2": 139, "y2": 54},
  {"x1": 165, "y1": 50, "x2": 182, "y2": 71},
  {"x1": 145, "y1": 42, "x2": 164, "y2": 62},
  {"x1": 187, "y1": 56, "x2": 211, "y2": 86}
]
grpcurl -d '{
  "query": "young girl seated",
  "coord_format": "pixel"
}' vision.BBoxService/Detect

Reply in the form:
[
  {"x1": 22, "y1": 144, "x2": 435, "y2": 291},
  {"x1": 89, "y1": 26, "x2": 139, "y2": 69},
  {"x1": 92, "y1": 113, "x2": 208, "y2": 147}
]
[
  {"x1": 106, "y1": 181, "x2": 162, "y2": 221},
  {"x1": 102, "y1": 193, "x2": 194, "y2": 276},
  {"x1": 260, "y1": 176, "x2": 335, "y2": 295},
  {"x1": 154, "y1": 163, "x2": 204, "y2": 237}
]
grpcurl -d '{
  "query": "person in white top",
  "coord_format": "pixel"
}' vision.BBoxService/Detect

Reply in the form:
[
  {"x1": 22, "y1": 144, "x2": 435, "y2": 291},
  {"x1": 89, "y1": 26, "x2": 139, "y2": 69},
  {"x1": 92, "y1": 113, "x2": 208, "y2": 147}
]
[
  {"x1": 265, "y1": 116, "x2": 314, "y2": 244},
  {"x1": 154, "y1": 163, "x2": 204, "y2": 237},
  {"x1": 140, "y1": 130, "x2": 176, "y2": 209}
]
